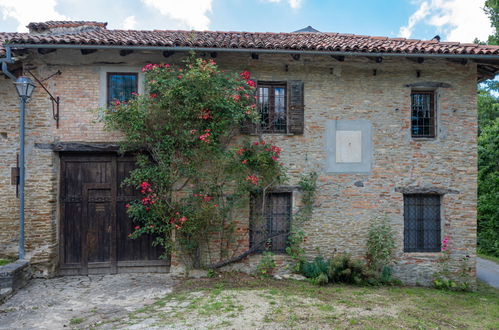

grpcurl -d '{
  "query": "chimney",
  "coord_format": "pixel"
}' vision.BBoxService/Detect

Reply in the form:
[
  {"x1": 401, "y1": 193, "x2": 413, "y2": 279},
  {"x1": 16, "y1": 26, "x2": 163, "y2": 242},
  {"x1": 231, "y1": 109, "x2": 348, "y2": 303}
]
[{"x1": 26, "y1": 21, "x2": 107, "y2": 35}]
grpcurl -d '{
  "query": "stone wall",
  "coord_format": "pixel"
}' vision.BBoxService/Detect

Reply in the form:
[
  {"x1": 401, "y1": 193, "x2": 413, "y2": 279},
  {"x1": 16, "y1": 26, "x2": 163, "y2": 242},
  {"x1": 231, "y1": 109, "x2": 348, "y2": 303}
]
[{"x1": 0, "y1": 49, "x2": 477, "y2": 284}]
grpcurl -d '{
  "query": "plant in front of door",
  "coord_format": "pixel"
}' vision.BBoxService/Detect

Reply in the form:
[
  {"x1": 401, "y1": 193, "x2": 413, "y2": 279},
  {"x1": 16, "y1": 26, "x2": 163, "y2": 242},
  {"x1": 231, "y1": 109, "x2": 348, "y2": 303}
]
[{"x1": 104, "y1": 57, "x2": 286, "y2": 268}]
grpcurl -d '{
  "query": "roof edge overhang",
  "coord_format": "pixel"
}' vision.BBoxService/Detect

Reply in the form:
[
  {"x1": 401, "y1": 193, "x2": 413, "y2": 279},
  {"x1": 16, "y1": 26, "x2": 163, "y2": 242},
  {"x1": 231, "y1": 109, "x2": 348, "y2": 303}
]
[{"x1": 4, "y1": 43, "x2": 499, "y2": 60}]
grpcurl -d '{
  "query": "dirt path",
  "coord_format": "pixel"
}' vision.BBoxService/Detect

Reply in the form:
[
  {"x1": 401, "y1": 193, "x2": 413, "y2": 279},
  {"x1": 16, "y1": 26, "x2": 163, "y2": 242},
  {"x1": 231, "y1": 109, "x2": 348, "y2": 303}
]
[{"x1": 0, "y1": 273, "x2": 176, "y2": 329}]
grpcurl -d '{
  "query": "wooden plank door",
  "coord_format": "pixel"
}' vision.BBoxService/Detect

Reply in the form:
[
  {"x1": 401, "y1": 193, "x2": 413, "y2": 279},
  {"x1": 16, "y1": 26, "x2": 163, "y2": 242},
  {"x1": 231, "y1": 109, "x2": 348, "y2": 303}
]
[
  {"x1": 116, "y1": 158, "x2": 164, "y2": 266},
  {"x1": 59, "y1": 154, "x2": 167, "y2": 275}
]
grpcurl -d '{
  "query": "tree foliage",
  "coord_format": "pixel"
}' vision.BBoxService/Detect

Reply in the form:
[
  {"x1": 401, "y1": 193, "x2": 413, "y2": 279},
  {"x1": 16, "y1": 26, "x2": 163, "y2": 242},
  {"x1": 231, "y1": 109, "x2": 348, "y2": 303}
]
[
  {"x1": 484, "y1": 0, "x2": 499, "y2": 45},
  {"x1": 478, "y1": 117, "x2": 499, "y2": 256},
  {"x1": 103, "y1": 58, "x2": 286, "y2": 266},
  {"x1": 477, "y1": 1, "x2": 499, "y2": 257}
]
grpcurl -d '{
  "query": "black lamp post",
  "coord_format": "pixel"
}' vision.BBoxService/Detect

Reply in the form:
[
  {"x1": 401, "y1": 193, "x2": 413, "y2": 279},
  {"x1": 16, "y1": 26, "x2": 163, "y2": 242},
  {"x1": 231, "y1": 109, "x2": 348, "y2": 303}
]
[{"x1": 14, "y1": 76, "x2": 35, "y2": 260}]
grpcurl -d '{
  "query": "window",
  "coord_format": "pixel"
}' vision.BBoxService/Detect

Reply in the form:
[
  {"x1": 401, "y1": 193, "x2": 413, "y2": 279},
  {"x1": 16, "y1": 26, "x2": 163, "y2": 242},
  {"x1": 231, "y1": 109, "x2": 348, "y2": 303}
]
[
  {"x1": 107, "y1": 72, "x2": 138, "y2": 106},
  {"x1": 411, "y1": 91, "x2": 436, "y2": 138},
  {"x1": 250, "y1": 192, "x2": 291, "y2": 252},
  {"x1": 404, "y1": 194, "x2": 441, "y2": 252},
  {"x1": 258, "y1": 83, "x2": 287, "y2": 133}
]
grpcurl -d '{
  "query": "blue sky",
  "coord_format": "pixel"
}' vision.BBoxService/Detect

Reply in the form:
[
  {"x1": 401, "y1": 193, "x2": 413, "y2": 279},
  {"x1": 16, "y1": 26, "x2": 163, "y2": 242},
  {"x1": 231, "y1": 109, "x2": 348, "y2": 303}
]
[{"x1": 0, "y1": 0, "x2": 493, "y2": 43}]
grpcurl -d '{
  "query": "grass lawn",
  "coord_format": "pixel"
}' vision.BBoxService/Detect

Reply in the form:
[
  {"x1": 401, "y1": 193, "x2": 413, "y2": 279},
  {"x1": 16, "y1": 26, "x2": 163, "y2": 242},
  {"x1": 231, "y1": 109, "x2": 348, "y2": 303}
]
[
  {"x1": 478, "y1": 253, "x2": 499, "y2": 265},
  {"x1": 96, "y1": 273, "x2": 499, "y2": 329}
]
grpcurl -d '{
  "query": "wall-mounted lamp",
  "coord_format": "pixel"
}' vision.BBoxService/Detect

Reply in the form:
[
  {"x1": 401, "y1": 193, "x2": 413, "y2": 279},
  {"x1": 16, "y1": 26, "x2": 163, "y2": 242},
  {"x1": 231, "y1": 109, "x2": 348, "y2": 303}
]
[{"x1": 15, "y1": 76, "x2": 36, "y2": 99}]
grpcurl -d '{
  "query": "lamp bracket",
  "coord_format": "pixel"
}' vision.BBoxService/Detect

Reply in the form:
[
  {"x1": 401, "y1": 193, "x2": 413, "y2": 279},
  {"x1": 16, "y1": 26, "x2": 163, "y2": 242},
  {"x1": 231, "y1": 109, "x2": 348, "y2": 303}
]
[
  {"x1": 26, "y1": 70, "x2": 61, "y2": 128},
  {"x1": 40, "y1": 70, "x2": 62, "y2": 82}
]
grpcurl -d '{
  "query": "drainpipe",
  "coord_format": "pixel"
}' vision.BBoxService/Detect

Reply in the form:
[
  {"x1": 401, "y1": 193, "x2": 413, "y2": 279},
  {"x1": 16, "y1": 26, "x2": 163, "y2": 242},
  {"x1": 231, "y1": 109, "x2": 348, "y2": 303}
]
[
  {"x1": 17, "y1": 95, "x2": 26, "y2": 260},
  {"x1": 1, "y1": 46, "x2": 25, "y2": 260},
  {"x1": 1, "y1": 47, "x2": 16, "y2": 80}
]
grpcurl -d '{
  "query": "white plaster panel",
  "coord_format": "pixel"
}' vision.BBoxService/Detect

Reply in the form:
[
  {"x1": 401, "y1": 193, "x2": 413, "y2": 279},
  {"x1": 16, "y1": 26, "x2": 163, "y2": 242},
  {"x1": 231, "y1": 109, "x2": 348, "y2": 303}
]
[{"x1": 336, "y1": 130, "x2": 362, "y2": 163}]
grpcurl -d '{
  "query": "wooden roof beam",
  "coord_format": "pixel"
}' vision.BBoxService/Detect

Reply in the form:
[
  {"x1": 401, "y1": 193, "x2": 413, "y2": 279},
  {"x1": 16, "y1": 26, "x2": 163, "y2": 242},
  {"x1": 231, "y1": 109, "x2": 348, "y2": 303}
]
[
  {"x1": 406, "y1": 57, "x2": 425, "y2": 64},
  {"x1": 331, "y1": 55, "x2": 345, "y2": 62}
]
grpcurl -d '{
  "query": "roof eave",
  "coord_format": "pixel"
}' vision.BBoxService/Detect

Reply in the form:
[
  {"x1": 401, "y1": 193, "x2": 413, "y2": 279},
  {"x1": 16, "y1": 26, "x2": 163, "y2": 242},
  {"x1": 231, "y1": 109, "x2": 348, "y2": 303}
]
[{"x1": 4, "y1": 43, "x2": 499, "y2": 60}]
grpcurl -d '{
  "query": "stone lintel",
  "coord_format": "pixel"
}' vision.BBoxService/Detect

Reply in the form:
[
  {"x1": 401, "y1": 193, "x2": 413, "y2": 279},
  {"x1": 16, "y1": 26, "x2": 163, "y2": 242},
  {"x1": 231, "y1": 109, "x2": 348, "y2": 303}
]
[
  {"x1": 394, "y1": 186, "x2": 459, "y2": 195},
  {"x1": 35, "y1": 142, "x2": 120, "y2": 152}
]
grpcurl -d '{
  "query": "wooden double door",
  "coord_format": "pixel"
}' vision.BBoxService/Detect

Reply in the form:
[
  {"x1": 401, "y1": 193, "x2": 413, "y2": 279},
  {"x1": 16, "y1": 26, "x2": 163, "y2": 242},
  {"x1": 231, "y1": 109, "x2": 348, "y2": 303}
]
[{"x1": 59, "y1": 153, "x2": 168, "y2": 275}]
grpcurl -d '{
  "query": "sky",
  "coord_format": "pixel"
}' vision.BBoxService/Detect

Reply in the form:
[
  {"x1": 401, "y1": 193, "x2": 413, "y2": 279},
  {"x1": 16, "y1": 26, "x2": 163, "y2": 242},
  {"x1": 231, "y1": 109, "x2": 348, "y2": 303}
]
[{"x1": 0, "y1": 0, "x2": 494, "y2": 43}]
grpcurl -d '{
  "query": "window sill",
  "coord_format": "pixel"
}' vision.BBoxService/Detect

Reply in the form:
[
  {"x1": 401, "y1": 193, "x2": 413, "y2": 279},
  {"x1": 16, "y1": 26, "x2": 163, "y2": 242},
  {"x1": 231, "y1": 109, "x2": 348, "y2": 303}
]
[
  {"x1": 402, "y1": 252, "x2": 442, "y2": 257},
  {"x1": 411, "y1": 137, "x2": 437, "y2": 141},
  {"x1": 250, "y1": 133, "x2": 295, "y2": 136}
]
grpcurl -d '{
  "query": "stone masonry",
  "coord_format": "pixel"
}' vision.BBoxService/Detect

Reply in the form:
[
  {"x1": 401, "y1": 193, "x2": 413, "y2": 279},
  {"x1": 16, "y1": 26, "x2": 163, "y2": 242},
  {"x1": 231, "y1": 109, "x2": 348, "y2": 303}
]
[{"x1": 0, "y1": 48, "x2": 477, "y2": 284}]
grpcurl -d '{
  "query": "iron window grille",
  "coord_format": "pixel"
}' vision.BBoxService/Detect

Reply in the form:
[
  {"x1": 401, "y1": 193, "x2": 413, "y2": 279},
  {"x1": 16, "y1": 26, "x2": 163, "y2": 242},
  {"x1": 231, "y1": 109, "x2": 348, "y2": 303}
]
[
  {"x1": 250, "y1": 192, "x2": 292, "y2": 252},
  {"x1": 411, "y1": 91, "x2": 436, "y2": 138},
  {"x1": 404, "y1": 194, "x2": 441, "y2": 252},
  {"x1": 258, "y1": 82, "x2": 287, "y2": 133},
  {"x1": 107, "y1": 72, "x2": 138, "y2": 106}
]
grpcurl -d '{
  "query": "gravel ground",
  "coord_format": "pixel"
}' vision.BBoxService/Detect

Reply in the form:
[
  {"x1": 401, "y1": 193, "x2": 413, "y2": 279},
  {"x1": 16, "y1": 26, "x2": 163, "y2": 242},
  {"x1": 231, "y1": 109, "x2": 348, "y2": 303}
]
[{"x1": 0, "y1": 273, "x2": 176, "y2": 329}]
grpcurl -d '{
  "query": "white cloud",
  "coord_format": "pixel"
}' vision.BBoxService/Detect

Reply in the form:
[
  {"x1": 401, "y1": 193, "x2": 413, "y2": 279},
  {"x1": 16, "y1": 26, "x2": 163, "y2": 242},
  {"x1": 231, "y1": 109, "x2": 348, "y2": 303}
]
[
  {"x1": 399, "y1": 0, "x2": 493, "y2": 42},
  {"x1": 141, "y1": 0, "x2": 212, "y2": 30},
  {"x1": 262, "y1": 0, "x2": 303, "y2": 9},
  {"x1": 0, "y1": 0, "x2": 67, "y2": 32},
  {"x1": 122, "y1": 15, "x2": 137, "y2": 30},
  {"x1": 399, "y1": 1, "x2": 430, "y2": 38}
]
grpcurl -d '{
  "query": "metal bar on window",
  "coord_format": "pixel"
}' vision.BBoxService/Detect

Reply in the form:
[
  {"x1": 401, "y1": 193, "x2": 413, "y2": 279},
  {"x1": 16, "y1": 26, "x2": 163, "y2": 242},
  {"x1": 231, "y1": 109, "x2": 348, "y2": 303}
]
[
  {"x1": 404, "y1": 194, "x2": 441, "y2": 252},
  {"x1": 250, "y1": 192, "x2": 292, "y2": 252},
  {"x1": 411, "y1": 91, "x2": 435, "y2": 138}
]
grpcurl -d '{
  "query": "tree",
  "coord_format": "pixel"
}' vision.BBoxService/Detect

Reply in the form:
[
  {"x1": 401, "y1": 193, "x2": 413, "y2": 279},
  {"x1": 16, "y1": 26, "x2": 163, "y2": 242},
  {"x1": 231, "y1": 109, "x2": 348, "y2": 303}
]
[
  {"x1": 103, "y1": 58, "x2": 286, "y2": 267},
  {"x1": 484, "y1": 0, "x2": 499, "y2": 45},
  {"x1": 478, "y1": 82, "x2": 499, "y2": 132},
  {"x1": 477, "y1": 1, "x2": 499, "y2": 257},
  {"x1": 478, "y1": 118, "x2": 499, "y2": 256}
]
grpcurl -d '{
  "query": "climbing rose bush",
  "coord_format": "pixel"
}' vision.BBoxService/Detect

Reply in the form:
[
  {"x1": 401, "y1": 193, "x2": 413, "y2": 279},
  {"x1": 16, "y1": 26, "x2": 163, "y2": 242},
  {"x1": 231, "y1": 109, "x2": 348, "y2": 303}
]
[{"x1": 104, "y1": 58, "x2": 286, "y2": 264}]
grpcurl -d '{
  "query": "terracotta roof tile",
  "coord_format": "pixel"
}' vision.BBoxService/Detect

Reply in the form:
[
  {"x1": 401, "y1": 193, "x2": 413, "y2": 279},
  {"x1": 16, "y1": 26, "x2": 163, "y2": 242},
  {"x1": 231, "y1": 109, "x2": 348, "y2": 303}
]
[
  {"x1": 27, "y1": 21, "x2": 107, "y2": 32},
  {"x1": 1, "y1": 22, "x2": 499, "y2": 56},
  {"x1": 0, "y1": 32, "x2": 24, "y2": 56}
]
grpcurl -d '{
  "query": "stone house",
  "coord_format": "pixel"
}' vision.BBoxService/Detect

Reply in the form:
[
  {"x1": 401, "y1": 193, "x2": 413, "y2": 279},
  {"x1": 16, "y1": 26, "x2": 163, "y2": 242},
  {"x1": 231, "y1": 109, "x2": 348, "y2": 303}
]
[{"x1": 1, "y1": 21, "x2": 498, "y2": 284}]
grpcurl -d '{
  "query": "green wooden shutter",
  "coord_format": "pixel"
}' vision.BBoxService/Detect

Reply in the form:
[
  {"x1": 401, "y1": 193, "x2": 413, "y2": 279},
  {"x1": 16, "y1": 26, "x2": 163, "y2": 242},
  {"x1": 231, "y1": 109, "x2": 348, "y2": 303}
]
[{"x1": 288, "y1": 80, "x2": 304, "y2": 134}]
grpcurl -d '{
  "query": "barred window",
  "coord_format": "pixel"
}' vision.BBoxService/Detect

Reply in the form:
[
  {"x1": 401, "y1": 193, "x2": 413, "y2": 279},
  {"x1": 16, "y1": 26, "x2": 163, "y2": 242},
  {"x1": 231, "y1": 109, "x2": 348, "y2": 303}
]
[
  {"x1": 404, "y1": 194, "x2": 441, "y2": 252},
  {"x1": 250, "y1": 192, "x2": 291, "y2": 252},
  {"x1": 107, "y1": 72, "x2": 138, "y2": 106},
  {"x1": 411, "y1": 91, "x2": 436, "y2": 138},
  {"x1": 258, "y1": 83, "x2": 287, "y2": 133}
]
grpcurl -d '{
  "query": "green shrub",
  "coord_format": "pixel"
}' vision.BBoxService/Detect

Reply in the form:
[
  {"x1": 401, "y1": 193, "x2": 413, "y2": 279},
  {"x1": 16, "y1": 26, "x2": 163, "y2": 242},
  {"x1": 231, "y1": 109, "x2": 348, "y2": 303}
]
[
  {"x1": 256, "y1": 252, "x2": 276, "y2": 277},
  {"x1": 433, "y1": 276, "x2": 469, "y2": 291},
  {"x1": 207, "y1": 269, "x2": 216, "y2": 278},
  {"x1": 285, "y1": 230, "x2": 306, "y2": 273},
  {"x1": 366, "y1": 215, "x2": 396, "y2": 276},
  {"x1": 300, "y1": 256, "x2": 330, "y2": 280},
  {"x1": 300, "y1": 254, "x2": 373, "y2": 286},
  {"x1": 312, "y1": 272, "x2": 329, "y2": 286},
  {"x1": 328, "y1": 254, "x2": 368, "y2": 285}
]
